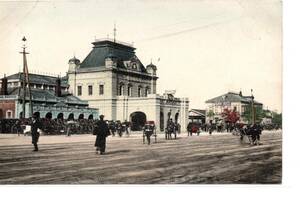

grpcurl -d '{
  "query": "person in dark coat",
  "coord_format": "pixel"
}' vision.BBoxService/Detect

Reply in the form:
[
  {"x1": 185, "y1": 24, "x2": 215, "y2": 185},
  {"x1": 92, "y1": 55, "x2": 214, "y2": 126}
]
[
  {"x1": 94, "y1": 115, "x2": 110, "y2": 155},
  {"x1": 31, "y1": 114, "x2": 43, "y2": 152}
]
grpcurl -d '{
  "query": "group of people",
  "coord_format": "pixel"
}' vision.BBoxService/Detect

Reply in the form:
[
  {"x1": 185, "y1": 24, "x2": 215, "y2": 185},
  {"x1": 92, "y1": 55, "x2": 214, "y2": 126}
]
[
  {"x1": 107, "y1": 120, "x2": 131, "y2": 137},
  {"x1": 0, "y1": 118, "x2": 95, "y2": 135},
  {"x1": 2, "y1": 115, "x2": 273, "y2": 153}
]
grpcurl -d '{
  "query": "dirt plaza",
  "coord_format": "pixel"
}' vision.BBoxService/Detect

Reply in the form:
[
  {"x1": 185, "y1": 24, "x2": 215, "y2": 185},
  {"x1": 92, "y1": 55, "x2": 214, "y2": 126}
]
[{"x1": 0, "y1": 131, "x2": 281, "y2": 184}]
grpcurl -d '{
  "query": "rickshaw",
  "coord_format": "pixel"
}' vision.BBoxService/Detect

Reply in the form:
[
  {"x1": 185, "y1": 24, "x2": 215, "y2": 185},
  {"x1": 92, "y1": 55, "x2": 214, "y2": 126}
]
[{"x1": 143, "y1": 121, "x2": 157, "y2": 145}]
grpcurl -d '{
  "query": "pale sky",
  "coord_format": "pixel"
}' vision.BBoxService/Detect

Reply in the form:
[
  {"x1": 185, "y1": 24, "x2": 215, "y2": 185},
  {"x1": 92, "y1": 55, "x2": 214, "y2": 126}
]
[{"x1": 0, "y1": 0, "x2": 282, "y2": 112}]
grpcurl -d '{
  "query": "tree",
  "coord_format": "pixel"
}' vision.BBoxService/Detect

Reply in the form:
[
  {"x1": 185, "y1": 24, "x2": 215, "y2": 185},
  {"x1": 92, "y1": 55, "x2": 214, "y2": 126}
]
[
  {"x1": 272, "y1": 112, "x2": 282, "y2": 128},
  {"x1": 242, "y1": 105, "x2": 265, "y2": 123},
  {"x1": 222, "y1": 108, "x2": 240, "y2": 124},
  {"x1": 207, "y1": 110, "x2": 215, "y2": 121}
]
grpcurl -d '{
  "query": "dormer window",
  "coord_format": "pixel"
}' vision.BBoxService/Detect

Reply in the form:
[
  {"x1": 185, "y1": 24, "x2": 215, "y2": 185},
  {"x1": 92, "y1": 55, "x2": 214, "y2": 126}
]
[{"x1": 132, "y1": 63, "x2": 137, "y2": 69}]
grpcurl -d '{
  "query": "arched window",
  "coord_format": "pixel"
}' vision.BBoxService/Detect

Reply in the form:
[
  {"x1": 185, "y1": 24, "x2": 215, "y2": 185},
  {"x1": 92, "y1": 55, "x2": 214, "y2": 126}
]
[
  {"x1": 138, "y1": 86, "x2": 142, "y2": 97},
  {"x1": 119, "y1": 84, "x2": 124, "y2": 96},
  {"x1": 6, "y1": 110, "x2": 13, "y2": 118},
  {"x1": 145, "y1": 87, "x2": 150, "y2": 97},
  {"x1": 128, "y1": 84, "x2": 132, "y2": 96}
]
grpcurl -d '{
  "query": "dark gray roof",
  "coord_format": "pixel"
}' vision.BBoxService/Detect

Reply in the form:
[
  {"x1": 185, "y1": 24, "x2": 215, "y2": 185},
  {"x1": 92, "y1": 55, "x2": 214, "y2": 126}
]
[
  {"x1": 190, "y1": 109, "x2": 206, "y2": 116},
  {"x1": 80, "y1": 40, "x2": 147, "y2": 72},
  {"x1": 205, "y1": 92, "x2": 262, "y2": 105},
  {"x1": 8, "y1": 87, "x2": 88, "y2": 106},
  {"x1": 5, "y1": 73, "x2": 68, "y2": 87}
]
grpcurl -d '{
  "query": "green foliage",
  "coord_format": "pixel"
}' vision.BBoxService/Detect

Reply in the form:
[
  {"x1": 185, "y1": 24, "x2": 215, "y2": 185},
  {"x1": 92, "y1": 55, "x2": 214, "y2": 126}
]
[
  {"x1": 207, "y1": 110, "x2": 215, "y2": 119},
  {"x1": 242, "y1": 105, "x2": 265, "y2": 123},
  {"x1": 272, "y1": 112, "x2": 282, "y2": 127}
]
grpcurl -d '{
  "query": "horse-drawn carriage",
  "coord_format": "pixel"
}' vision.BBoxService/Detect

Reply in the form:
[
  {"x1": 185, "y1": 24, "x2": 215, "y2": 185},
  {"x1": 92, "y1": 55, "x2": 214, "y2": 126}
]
[
  {"x1": 187, "y1": 122, "x2": 201, "y2": 136},
  {"x1": 234, "y1": 123, "x2": 263, "y2": 145},
  {"x1": 143, "y1": 121, "x2": 157, "y2": 145}
]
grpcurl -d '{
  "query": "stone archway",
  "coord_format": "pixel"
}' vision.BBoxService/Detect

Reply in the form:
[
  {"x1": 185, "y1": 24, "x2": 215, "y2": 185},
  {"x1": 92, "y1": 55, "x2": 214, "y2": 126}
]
[
  {"x1": 78, "y1": 114, "x2": 84, "y2": 120},
  {"x1": 175, "y1": 112, "x2": 179, "y2": 123},
  {"x1": 160, "y1": 111, "x2": 164, "y2": 131},
  {"x1": 45, "y1": 112, "x2": 52, "y2": 119},
  {"x1": 0, "y1": 109, "x2": 3, "y2": 119},
  {"x1": 33, "y1": 112, "x2": 40, "y2": 118},
  {"x1": 68, "y1": 113, "x2": 74, "y2": 120},
  {"x1": 19, "y1": 112, "x2": 23, "y2": 119},
  {"x1": 130, "y1": 111, "x2": 147, "y2": 131},
  {"x1": 57, "y1": 113, "x2": 64, "y2": 120}
]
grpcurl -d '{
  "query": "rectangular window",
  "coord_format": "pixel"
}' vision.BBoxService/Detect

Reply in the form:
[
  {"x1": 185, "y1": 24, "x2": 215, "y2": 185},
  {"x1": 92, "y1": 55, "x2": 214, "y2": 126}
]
[
  {"x1": 88, "y1": 85, "x2": 93, "y2": 95},
  {"x1": 77, "y1": 86, "x2": 82, "y2": 96},
  {"x1": 99, "y1": 85, "x2": 104, "y2": 95}
]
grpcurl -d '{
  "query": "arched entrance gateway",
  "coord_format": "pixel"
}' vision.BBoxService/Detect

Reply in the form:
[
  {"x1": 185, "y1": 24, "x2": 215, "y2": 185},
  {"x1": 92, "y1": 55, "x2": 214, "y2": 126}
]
[
  {"x1": 130, "y1": 111, "x2": 146, "y2": 131},
  {"x1": 160, "y1": 111, "x2": 164, "y2": 131},
  {"x1": 45, "y1": 112, "x2": 52, "y2": 119},
  {"x1": 68, "y1": 113, "x2": 74, "y2": 120},
  {"x1": 33, "y1": 112, "x2": 40, "y2": 118},
  {"x1": 78, "y1": 114, "x2": 84, "y2": 120},
  {"x1": 57, "y1": 113, "x2": 64, "y2": 120}
]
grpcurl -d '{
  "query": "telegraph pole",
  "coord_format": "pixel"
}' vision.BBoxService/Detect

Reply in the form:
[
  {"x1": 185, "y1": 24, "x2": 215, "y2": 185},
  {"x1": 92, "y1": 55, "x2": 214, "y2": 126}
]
[
  {"x1": 20, "y1": 37, "x2": 33, "y2": 118},
  {"x1": 251, "y1": 89, "x2": 255, "y2": 124}
]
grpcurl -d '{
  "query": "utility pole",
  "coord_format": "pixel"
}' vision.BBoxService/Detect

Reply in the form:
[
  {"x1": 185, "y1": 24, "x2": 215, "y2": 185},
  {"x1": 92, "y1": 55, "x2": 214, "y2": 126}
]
[
  {"x1": 113, "y1": 22, "x2": 116, "y2": 43},
  {"x1": 20, "y1": 36, "x2": 33, "y2": 118},
  {"x1": 251, "y1": 89, "x2": 255, "y2": 124}
]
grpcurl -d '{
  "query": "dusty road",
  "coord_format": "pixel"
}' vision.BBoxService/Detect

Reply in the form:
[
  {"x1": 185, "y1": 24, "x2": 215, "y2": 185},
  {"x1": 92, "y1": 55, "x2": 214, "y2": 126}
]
[{"x1": 0, "y1": 131, "x2": 282, "y2": 184}]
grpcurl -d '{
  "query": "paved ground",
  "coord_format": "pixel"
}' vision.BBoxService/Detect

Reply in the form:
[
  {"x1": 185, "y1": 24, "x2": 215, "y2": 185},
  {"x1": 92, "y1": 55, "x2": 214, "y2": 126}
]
[{"x1": 0, "y1": 130, "x2": 282, "y2": 184}]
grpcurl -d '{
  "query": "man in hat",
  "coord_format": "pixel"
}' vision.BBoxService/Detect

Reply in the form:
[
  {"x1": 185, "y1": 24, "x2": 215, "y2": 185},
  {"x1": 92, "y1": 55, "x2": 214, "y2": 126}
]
[
  {"x1": 31, "y1": 114, "x2": 43, "y2": 151},
  {"x1": 94, "y1": 115, "x2": 110, "y2": 155}
]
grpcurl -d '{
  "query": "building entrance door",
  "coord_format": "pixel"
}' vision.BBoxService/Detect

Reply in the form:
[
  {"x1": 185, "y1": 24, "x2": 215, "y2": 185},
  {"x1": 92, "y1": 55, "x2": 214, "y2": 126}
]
[{"x1": 130, "y1": 111, "x2": 146, "y2": 131}]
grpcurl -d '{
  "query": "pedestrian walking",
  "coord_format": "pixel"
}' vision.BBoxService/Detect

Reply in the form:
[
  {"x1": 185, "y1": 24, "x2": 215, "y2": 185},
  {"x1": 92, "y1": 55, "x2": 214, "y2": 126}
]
[
  {"x1": 31, "y1": 114, "x2": 43, "y2": 152},
  {"x1": 94, "y1": 115, "x2": 110, "y2": 155}
]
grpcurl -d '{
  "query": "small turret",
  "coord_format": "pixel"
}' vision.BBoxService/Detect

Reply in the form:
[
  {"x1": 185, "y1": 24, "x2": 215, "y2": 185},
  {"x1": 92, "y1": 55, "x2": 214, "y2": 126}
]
[
  {"x1": 68, "y1": 56, "x2": 80, "y2": 72},
  {"x1": 146, "y1": 63, "x2": 157, "y2": 76}
]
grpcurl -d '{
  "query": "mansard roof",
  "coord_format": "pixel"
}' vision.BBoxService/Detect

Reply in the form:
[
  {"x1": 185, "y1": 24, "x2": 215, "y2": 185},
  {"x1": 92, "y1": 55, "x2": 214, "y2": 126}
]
[{"x1": 79, "y1": 39, "x2": 147, "y2": 72}]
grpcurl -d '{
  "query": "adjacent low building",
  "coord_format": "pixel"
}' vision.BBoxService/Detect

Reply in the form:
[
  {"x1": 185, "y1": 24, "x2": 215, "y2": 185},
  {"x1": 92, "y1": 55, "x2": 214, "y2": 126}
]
[
  {"x1": 0, "y1": 73, "x2": 98, "y2": 119},
  {"x1": 205, "y1": 91, "x2": 263, "y2": 123}
]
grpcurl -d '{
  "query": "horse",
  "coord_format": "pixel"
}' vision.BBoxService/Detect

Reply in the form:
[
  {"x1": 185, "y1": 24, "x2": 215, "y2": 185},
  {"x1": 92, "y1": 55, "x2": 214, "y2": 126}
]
[
  {"x1": 165, "y1": 123, "x2": 176, "y2": 140},
  {"x1": 239, "y1": 124, "x2": 262, "y2": 145}
]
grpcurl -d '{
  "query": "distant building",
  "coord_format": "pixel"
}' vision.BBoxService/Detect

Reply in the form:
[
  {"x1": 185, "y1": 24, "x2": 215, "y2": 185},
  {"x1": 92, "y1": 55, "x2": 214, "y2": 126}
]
[
  {"x1": 205, "y1": 91, "x2": 263, "y2": 123},
  {"x1": 0, "y1": 73, "x2": 98, "y2": 119},
  {"x1": 67, "y1": 38, "x2": 189, "y2": 131},
  {"x1": 189, "y1": 109, "x2": 206, "y2": 124}
]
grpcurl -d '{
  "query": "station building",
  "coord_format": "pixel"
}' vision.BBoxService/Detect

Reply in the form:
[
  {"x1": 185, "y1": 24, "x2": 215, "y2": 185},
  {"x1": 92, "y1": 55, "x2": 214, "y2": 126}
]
[{"x1": 67, "y1": 38, "x2": 189, "y2": 131}]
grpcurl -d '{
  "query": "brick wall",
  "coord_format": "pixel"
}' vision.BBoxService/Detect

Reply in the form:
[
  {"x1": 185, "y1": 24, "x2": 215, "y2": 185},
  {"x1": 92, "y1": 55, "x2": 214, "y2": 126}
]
[{"x1": 0, "y1": 100, "x2": 16, "y2": 119}]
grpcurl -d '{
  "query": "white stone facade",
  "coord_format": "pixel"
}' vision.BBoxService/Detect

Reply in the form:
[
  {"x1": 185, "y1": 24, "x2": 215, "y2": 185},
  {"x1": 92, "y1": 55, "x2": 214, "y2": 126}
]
[{"x1": 67, "y1": 39, "x2": 189, "y2": 131}]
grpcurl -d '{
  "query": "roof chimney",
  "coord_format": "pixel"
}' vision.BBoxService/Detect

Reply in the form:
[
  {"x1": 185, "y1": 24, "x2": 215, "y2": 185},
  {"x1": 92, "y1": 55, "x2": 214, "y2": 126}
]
[
  {"x1": 55, "y1": 77, "x2": 62, "y2": 97},
  {"x1": 0, "y1": 75, "x2": 8, "y2": 95}
]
